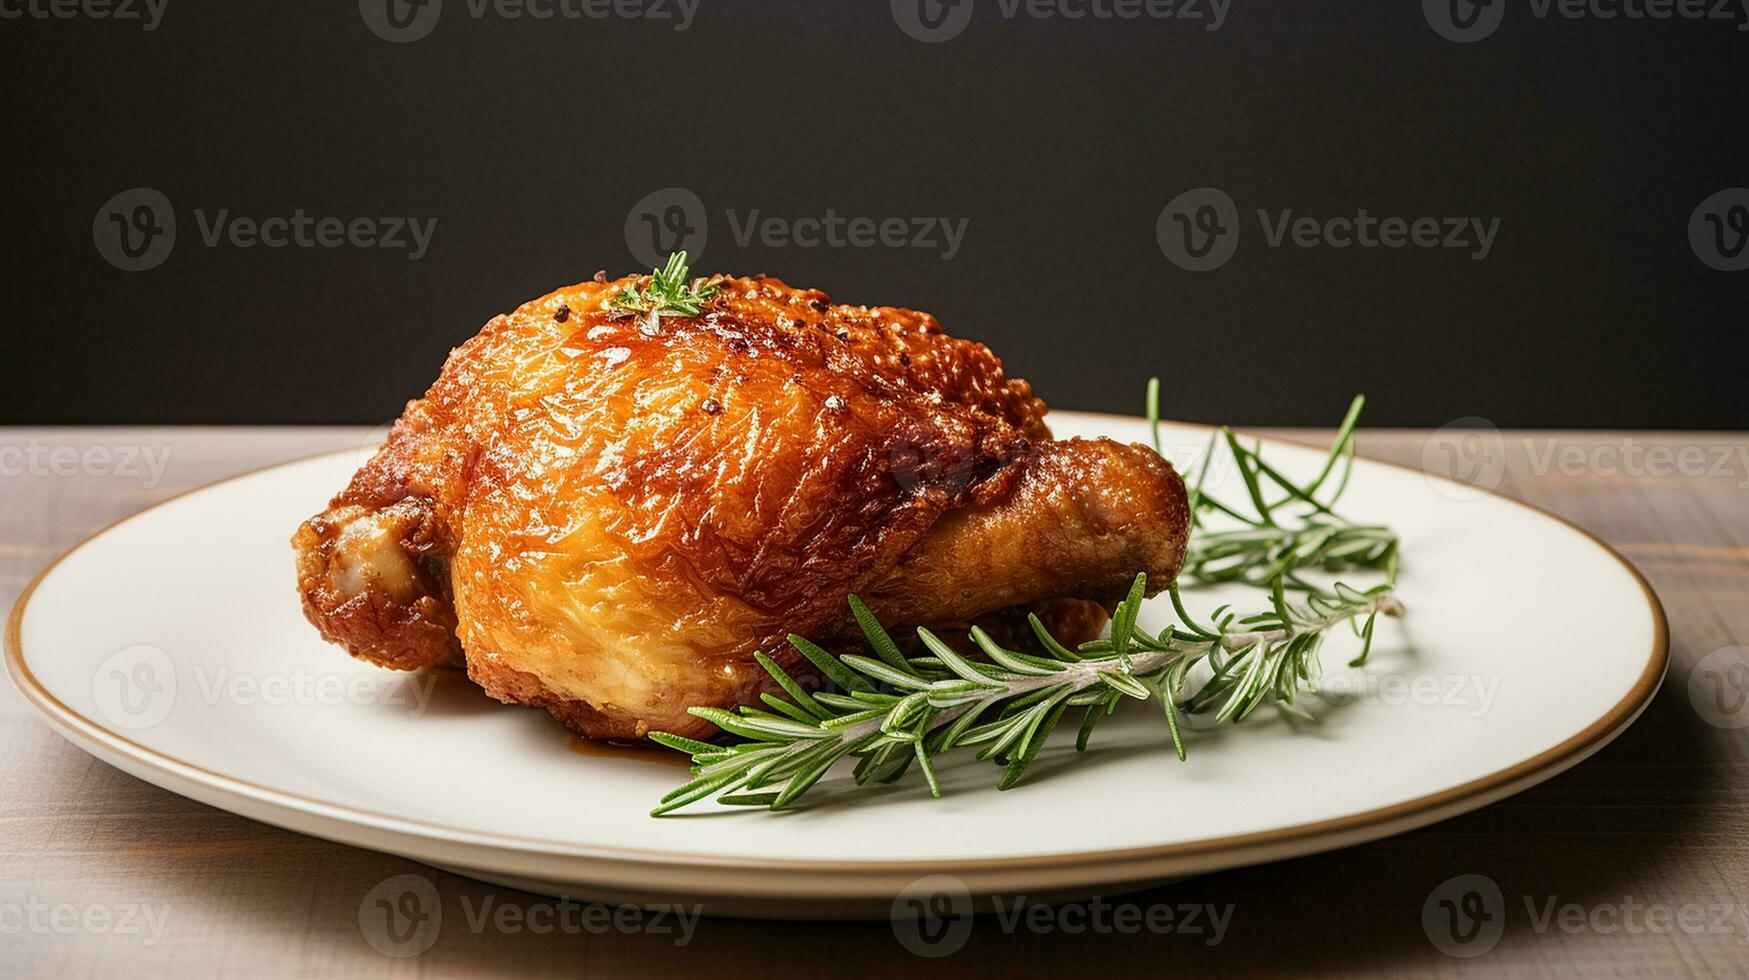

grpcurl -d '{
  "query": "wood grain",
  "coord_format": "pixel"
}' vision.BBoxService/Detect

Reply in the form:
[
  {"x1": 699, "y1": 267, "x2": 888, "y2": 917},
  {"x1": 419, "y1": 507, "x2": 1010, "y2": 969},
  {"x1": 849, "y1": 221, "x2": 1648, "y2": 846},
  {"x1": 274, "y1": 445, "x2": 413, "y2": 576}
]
[{"x1": 2, "y1": 427, "x2": 1746, "y2": 978}]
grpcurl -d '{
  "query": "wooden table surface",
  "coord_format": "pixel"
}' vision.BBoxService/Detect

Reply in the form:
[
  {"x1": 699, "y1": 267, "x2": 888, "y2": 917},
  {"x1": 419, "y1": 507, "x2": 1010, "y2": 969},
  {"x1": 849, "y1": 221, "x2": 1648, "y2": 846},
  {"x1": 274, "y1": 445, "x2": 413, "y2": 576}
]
[{"x1": 2, "y1": 427, "x2": 1746, "y2": 978}]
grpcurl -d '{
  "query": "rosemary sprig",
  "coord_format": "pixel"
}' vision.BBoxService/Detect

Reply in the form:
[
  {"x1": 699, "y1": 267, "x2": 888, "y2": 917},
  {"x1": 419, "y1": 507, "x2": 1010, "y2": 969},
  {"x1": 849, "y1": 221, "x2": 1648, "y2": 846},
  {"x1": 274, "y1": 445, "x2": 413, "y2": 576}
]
[
  {"x1": 647, "y1": 387, "x2": 1404, "y2": 814},
  {"x1": 607, "y1": 251, "x2": 717, "y2": 332},
  {"x1": 1148, "y1": 379, "x2": 1399, "y2": 592},
  {"x1": 648, "y1": 574, "x2": 1400, "y2": 815}
]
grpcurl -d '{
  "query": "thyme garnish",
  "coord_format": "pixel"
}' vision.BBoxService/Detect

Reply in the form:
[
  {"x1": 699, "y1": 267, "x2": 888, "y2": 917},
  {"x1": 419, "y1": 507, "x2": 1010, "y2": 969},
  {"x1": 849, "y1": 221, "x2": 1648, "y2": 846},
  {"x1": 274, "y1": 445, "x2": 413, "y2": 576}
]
[{"x1": 607, "y1": 251, "x2": 717, "y2": 333}]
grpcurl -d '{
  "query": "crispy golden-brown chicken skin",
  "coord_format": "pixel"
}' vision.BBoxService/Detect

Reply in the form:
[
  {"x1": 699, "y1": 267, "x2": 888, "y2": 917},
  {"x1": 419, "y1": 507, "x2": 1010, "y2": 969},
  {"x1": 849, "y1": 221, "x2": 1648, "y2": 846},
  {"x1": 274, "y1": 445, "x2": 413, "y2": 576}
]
[{"x1": 293, "y1": 271, "x2": 1189, "y2": 740}]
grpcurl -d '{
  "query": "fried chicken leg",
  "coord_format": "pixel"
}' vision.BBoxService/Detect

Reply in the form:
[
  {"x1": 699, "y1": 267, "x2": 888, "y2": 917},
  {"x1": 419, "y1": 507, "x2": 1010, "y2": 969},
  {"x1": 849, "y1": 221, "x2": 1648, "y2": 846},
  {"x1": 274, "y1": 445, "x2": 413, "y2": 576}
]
[{"x1": 293, "y1": 270, "x2": 1189, "y2": 739}]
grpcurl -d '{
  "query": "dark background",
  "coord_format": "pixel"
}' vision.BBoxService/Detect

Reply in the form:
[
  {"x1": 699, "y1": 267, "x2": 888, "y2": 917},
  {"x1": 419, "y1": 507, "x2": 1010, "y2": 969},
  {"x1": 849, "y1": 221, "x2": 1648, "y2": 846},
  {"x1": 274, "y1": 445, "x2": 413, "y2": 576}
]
[{"x1": 2, "y1": 0, "x2": 1745, "y2": 428}]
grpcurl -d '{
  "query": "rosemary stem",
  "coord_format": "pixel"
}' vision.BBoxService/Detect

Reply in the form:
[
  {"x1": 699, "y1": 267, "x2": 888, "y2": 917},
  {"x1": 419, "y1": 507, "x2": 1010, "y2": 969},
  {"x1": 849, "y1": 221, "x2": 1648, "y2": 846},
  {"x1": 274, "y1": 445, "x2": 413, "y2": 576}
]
[
  {"x1": 1212, "y1": 589, "x2": 1403, "y2": 653},
  {"x1": 831, "y1": 588, "x2": 1400, "y2": 744}
]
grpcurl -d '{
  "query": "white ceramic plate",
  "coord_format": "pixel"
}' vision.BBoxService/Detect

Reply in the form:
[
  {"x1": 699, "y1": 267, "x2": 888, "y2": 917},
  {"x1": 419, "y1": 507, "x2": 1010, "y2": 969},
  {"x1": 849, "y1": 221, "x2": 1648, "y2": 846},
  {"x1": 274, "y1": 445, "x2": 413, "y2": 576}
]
[{"x1": 5, "y1": 414, "x2": 1666, "y2": 918}]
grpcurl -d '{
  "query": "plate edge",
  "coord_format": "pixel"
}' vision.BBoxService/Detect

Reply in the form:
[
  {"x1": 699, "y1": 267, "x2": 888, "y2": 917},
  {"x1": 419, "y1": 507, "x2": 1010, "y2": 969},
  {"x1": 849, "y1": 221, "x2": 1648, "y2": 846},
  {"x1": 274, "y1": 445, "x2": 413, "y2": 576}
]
[{"x1": 3, "y1": 419, "x2": 1672, "y2": 884}]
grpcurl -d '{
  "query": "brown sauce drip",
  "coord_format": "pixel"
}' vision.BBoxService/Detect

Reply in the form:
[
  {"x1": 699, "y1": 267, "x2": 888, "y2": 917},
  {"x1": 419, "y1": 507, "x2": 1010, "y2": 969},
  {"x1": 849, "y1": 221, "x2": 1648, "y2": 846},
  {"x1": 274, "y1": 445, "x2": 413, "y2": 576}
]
[{"x1": 565, "y1": 736, "x2": 694, "y2": 769}]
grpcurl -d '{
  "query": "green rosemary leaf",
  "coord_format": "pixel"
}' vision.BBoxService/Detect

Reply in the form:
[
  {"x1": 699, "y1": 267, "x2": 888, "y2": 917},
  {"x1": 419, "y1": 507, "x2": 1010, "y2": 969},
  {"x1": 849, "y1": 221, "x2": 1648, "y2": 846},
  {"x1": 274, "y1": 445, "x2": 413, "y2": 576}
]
[
  {"x1": 648, "y1": 732, "x2": 718, "y2": 757},
  {"x1": 754, "y1": 651, "x2": 832, "y2": 721},
  {"x1": 969, "y1": 628, "x2": 1066, "y2": 676},
  {"x1": 1189, "y1": 429, "x2": 1219, "y2": 519},
  {"x1": 1160, "y1": 680, "x2": 1187, "y2": 762},
  {"x1": 1169, "y1": 581, "x2": 1219, "y2": 640},
  {"x1": 874, "y1": 753, "x2": 917, "y2": 784},
  {"x1": 1270, "y1": 576, "x2": 1292, "y2": 630},
  {"x1": 1028, "y1": 612, "x2": 1084, "y2": 661},
  {"x1": 758, "y1": 692, "x2": 819, "y2": 725},
  {"x1": 717, "y1": 792, "x2": 782, "y2": 808},
  {"x1": 979, "y1": 699, "x2": 1055, "y2": 761},
  {"x1": 937, "y1": 696, "x2": 999, "y2": 751},
  {"x1": 839, "y1": 654, "x2": 932, "y2": 691},
  {"x1": 788, "y1": 634, "x2": 871, "y2": 693},
  {"x1": 1224, "y1": 428, "x2": 1275, "y2": 526},
  {"x1": 687, "y1": 706, "x2": 831, "y2": 742},
  {"x1": 650, "y1": 768, "x2": 756, "y2": 816},
  {"x1": 772, "y1": 737, "x2": 864, "y2": 810},
  {"x1": 737, "y1": 704, "x2": 803, "y2": 724},
  {"x1": 1349, "y1": 611, "x2": 1379, "y2": 667},
  {"x1": 915, "y1": 743, "x2": 943, "y2": 798},
  {"x1": 1075, "y1": 702, "x2": 1104, "y2": 751},
  {"x1": 1317, "y1": 395, "x2": 1367, "y2": 507},
  {"x1": 845, "y1": 594, "x2": 909, "y2": 672},
  {"x1": 1109, "y1": 573, "x2": 1148, "y2": 667},
  {"x1": 813, "y1": 692, "x2": 870, "y2": 711},
  {"x1": 917, "y1": 629, "x2": 1011, "y2": 687},
  {"x1": 999, "y1": 699, "x2": 1070, "y2": 790},
  {"x1": 1099, "y1": 670, "x2": 1153, "y2": 700},
  {"x1": 819, "y1": 708, "x2": 887, "y2": 730}
]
